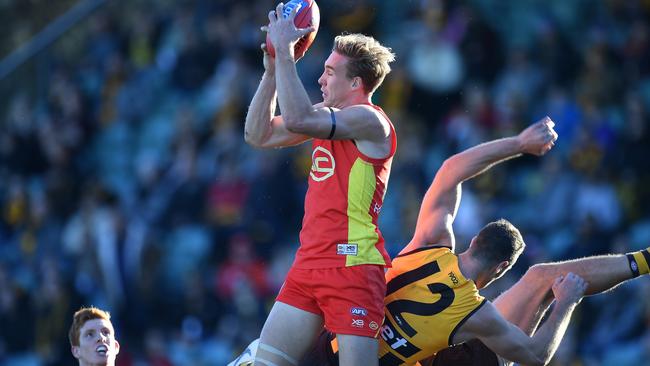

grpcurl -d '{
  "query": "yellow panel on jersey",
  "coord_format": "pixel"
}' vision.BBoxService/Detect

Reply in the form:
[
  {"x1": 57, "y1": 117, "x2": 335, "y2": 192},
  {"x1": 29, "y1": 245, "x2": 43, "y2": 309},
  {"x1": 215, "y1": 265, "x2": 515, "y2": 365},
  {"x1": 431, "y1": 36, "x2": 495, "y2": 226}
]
[
  {"x1": 346, "y1": 158, "x2": 384, "y2": 266},
  {"x1": 378, "y1": 246, "x2": 486, "y2": 365}
]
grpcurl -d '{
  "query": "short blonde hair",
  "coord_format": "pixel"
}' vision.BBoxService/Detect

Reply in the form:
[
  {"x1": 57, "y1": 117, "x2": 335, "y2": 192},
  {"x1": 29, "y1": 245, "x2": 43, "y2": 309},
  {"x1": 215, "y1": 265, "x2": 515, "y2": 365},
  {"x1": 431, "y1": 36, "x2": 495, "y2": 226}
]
[
  {"x1": 333, "y1": 33, "x2": 396, "y2": 94},
  {"x1": 68, "y1": 306, "x2": 112, "y2": 347}
]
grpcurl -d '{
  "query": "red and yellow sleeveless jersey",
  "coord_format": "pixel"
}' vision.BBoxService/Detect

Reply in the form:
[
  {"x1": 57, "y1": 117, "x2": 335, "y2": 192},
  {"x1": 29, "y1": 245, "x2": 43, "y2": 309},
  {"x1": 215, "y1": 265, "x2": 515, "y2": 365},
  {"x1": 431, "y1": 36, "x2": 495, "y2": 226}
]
[
  {"x1": 377, "y1": 246, "x2": 486, "y2": 365},
  {"x1": 294, "y1": 104, "x2": 396, "y2": 269}
]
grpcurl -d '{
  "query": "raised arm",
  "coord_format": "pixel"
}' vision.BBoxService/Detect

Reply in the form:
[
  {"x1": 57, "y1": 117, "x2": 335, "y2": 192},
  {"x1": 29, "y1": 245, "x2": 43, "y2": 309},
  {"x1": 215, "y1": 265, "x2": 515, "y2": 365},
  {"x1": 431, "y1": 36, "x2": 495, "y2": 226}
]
[
  {"x1": 453, "y1": 273, "x2": 587, "y2": 365},
  {"x1": 265, "y1": 3, "x2": 391, "y2": 151},
  {"x1": 403, "y1": 117, "x2": 558, "y2": 253},
  {"x1": 244, "y1": 43, "x2": 312, "y2": 148}
]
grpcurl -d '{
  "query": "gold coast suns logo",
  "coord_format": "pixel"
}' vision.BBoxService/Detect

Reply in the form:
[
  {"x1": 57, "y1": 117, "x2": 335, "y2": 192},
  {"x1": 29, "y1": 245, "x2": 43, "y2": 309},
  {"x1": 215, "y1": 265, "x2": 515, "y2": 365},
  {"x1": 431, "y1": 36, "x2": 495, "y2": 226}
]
[{"x1": 310, "y1": 146, "x2": 335, "y2": 182}]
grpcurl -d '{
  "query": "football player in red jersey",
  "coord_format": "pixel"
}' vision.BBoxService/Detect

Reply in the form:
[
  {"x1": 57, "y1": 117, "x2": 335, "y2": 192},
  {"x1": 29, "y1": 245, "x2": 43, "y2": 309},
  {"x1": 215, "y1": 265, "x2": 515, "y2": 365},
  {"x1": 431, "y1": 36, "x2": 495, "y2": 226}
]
[{"x1": 245, "y1": 2, "x2": 397, "y2": 365}]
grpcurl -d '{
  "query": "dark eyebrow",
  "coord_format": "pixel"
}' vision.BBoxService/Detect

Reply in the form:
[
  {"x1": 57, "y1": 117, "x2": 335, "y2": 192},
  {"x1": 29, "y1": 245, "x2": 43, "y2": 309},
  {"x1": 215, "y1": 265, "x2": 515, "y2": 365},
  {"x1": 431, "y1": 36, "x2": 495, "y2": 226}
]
[{"x1": 325, "y1": 65, "x2": 335, "y2": 71}]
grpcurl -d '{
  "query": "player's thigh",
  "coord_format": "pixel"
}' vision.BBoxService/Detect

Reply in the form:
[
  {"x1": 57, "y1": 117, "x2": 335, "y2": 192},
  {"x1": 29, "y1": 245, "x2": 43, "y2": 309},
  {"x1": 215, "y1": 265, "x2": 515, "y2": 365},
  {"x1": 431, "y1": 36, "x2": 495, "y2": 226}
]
[
  {"x1": 336, "y1": 333, "x2": 378, "y2": 366},
  {"x1": 492, "y1": 266, "x2": 552, "y2": 326},
  {"x1": 257, "y1": 301, "x2": 324, "y2": 366}
]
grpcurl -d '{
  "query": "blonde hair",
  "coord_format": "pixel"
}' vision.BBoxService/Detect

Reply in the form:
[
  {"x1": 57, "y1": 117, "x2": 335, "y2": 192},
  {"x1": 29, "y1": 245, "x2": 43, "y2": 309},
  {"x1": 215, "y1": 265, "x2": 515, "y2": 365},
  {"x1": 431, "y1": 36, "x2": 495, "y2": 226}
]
[
  {"x1": 68, "y1": 306, "x2": 112, "y2": 346},
  {"x1": 333, "y1": 33, "x2": 396, "y2": 94}
]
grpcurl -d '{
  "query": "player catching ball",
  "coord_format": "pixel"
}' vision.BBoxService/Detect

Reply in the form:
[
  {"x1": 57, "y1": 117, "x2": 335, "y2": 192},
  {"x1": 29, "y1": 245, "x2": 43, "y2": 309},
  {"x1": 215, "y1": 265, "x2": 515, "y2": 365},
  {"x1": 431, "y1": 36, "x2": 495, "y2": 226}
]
[{"x1": 244, "y1": 0, "x2": 397, "y2": 365}]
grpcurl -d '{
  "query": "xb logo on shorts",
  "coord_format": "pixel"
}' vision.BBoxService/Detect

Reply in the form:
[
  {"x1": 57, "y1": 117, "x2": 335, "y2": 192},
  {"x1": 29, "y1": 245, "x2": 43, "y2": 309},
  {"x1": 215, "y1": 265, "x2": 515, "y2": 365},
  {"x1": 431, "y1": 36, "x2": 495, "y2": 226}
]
[
  {"x1": 310, "y1": 146, "x2": 335, "y2": 181},
  {"x1": 351, "y1": 319, "x2": 365, "y2": 328}
]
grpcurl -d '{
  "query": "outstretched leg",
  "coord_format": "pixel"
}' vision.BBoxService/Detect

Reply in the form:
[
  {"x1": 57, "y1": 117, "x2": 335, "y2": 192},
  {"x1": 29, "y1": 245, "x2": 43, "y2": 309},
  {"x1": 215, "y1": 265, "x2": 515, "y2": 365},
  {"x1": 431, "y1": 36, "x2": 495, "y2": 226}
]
[{"x1": 494, "y1": 249, "x2": 649, "y2": 335}]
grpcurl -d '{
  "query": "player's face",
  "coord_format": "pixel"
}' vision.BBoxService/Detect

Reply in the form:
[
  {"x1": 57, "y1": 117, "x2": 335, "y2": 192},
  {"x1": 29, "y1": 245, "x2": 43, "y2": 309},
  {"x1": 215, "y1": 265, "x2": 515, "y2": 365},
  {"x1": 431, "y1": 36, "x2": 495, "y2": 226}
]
[
  {"x1": 72, "y1": 318, "x2": 120, "y2": 366},
  {"x1": 318, "y1": 51, "x2": 356, "y2": 107}
]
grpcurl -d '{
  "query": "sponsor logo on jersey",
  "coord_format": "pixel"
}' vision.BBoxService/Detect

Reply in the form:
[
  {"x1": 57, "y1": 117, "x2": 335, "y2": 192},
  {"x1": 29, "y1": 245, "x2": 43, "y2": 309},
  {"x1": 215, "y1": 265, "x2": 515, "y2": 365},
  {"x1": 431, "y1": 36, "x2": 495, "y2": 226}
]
[
  {"x1": 352, "y1": 319, "x2": 365, "y2": 328},
  {"x1": 337, "y1": 243, "x2": 358, "y2": 256},
  {"x1": 350, "y1": 307, "x2": 368, "y2": 316},
  {"x1": 310, "y1": 146, "x2": 335, "y2": 182},
  {"x1": 369, "y1": 321, "x2": 379, "y2": 331},
  {"x1": 448, "y1": 271, "x2": 459, "y2": 285}
]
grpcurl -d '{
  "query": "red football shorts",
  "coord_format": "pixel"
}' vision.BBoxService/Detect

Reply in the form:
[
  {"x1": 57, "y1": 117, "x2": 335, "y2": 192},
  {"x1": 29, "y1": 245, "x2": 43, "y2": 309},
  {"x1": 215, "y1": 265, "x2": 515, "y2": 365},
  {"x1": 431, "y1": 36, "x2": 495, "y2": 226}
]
[{"x1": 276, "y1": 264, "x2": 386, "y2": 338}]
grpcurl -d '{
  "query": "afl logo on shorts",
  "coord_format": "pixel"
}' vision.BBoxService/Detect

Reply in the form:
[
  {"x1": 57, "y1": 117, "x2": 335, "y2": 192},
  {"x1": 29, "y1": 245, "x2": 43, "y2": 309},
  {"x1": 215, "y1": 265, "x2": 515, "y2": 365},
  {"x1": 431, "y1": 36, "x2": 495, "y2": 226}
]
[{"x1": 310, "y1": 146, "x2": 335, "y2": 182}]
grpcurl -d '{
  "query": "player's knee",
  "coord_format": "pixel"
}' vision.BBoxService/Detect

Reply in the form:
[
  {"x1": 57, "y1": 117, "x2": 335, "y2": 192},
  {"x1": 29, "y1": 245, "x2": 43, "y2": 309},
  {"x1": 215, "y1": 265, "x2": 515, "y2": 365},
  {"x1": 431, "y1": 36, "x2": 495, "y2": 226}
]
[{"x1": 524, "y1": 263, "x2": 553, "y2": 283}]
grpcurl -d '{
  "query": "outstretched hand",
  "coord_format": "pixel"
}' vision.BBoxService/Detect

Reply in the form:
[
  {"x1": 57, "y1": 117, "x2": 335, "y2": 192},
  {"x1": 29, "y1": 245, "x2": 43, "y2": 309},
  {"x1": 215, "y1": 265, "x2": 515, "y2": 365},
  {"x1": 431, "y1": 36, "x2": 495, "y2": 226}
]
[
  {"x1": 262, "y1": 2, "x2": 316, "y2": 60},
  {"x1": 517, "y1": 116, "x2": 559, "y2": 156}
]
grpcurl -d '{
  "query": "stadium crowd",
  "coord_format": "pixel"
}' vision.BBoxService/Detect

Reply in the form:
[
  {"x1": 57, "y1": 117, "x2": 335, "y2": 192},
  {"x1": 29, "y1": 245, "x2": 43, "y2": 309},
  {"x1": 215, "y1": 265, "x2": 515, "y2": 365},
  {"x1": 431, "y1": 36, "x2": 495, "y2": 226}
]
[{"x1": 1, "y1": 0, "x2": 649, "y2": 364}]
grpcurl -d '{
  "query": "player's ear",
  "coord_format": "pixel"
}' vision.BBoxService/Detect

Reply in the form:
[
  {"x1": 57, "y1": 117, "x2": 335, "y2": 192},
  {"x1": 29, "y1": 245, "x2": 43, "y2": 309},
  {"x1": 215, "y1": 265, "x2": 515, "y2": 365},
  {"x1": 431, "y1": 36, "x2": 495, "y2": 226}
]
[
  {"x1": 496, "y1": 260, "x2": 510, "y2": 274},
  {"x1": 71, "y1": 346, "x2": 80, "y2": 359},
  {"x1": 351, "y1": 76, "x2": 362, "y2": 89},
  {"x1": 115, "y1": 340, "x2": 120, "y2": 355}
]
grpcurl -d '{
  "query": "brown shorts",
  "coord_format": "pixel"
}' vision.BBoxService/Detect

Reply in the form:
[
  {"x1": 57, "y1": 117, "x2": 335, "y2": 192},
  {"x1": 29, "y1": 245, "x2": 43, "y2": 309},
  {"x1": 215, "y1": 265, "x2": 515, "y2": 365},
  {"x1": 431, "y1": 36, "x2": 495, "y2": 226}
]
[
  {"x1": 424, "y1": 340, "x2": 503, "y2": 366},
  {"x1": 299, "y1": 331, "x2": 338, "y2": 366},
  {"x1": 298, "y1": 334, "x2": 503, "y2": 366}
]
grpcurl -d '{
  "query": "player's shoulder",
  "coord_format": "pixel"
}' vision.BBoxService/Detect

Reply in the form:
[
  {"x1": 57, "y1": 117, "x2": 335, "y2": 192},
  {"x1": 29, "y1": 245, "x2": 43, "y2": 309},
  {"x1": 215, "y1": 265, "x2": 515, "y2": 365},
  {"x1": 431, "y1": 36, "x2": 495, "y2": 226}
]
[
  {"x1": 395, "y1": 245, "x2": 453, "y2": 260},
  {"x1": 343, "y1": 104, "x2": 389, "y2": 122},
  {"x1": 389, "y1": 246, "x2": 454, "y2": 277}
]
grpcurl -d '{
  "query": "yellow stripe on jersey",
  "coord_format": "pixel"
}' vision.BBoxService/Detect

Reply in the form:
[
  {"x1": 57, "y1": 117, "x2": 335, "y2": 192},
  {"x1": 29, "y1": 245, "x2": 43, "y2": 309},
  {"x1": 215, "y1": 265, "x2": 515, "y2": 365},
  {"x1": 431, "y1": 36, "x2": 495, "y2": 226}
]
[
  {"x1": 378, "y1": 247, "x2": 485, "y2": 364},
  {"x1": 346, "y1": 158, "x2": 384, "y2": 266}
]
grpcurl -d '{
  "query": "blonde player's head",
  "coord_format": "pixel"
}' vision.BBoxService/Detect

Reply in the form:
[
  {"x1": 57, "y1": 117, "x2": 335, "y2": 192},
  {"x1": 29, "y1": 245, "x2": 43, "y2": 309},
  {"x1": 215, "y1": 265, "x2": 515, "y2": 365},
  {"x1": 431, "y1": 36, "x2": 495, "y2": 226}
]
[{"x1": 332, "y1": 33, "x2": 396, "y2": 94}]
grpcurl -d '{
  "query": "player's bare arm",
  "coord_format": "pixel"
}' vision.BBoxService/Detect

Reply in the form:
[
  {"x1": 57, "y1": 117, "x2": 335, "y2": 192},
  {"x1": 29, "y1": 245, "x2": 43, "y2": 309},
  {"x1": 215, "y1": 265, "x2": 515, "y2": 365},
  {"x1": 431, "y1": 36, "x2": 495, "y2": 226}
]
[
  {"x1": 266, "y1": 3, "x2": 391, "y2": 157},
  {"x1": 244, "y1": 36, "x2": 313, "y2": 148},
  {"x1": 404, "y1": 117, "x2": 558, "y2": 253},
  {"x1": 453, "y1": 273, "x2": 587, "y2": 366}
]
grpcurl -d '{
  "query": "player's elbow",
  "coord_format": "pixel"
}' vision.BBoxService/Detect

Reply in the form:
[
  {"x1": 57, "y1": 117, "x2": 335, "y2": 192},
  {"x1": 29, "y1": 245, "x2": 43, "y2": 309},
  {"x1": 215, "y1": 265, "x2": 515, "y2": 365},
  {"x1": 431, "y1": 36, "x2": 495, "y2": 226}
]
[
  {"x1": 285, "y1": 107, "x2": 323, "y2": 134},
  {"x1": 283, "y1": 117, "x2": 304, "y2": 133},
  {"x1": 244, "y1": 131, "x2": 264, "y2": 147},
  {"x1": 439, "y1": 157, "x2": 455, "y2": 174},
  {"x1": 435, "y1": 158, "x2": 462, "y2": 188},
  {"x1": 284, "y1": 115, "x2": 314, "y2": 135}
]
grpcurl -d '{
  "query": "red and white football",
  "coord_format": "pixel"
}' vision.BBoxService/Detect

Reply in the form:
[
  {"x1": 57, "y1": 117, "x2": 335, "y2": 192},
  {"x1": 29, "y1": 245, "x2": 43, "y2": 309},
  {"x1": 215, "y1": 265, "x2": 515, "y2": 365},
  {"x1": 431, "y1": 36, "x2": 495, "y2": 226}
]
[{"x1": 266, "y1": 0, "x2": 320, "y2": 59}]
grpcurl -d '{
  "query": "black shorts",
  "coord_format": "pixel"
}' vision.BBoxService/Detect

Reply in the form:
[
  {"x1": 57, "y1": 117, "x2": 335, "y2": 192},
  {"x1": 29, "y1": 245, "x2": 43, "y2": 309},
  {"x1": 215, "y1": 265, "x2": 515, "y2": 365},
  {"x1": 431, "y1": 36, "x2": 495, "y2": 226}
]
[
  {"x1": 424, "y1": 340, "x2": 502, "y2": 366},
  {"x1": 299, "y1": 332, "x2": 502, "y2": 366},
  {"x1": 299, "y1": 331, "x2": 338, "y2": 366}
]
